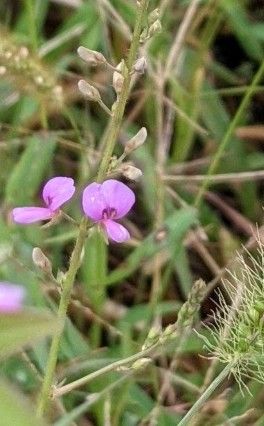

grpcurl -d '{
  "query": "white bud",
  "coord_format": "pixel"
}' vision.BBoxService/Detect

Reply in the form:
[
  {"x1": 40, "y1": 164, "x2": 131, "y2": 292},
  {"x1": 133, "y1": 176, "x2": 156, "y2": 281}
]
[
  {"x1": 19, "y1": 47, "x2": 29, "y2": 58},
  {"x1": 148, "y1": 20, "x2": 162, "y2": 37},
  {"x1": 78, "y1": 79, "x2": 101, "y2": 102},
  {"x1": 148, "y1": 8, "x2": 160, "y2": 25},
  {"x1": 133, "y1": 57, "x2": 147, "y2": 74},
  {"x1": 0, "y1": 66, "x2": 6, "y2": 75},
  {"x1": 32, "y1": 247, "x2": 52, "y2": 276},
  {"x1": 125, "y1": 127, "x2": 147, "y2": 153},
  {"x1": 34, "y1": 75, "x2": 44, "y2": 85},
  {"x1": 77, "y1": 46, "x2": 106, "y2": 66},
  {"x1": 121, "y1": 164, "x2": 142, "y2": 181},
  {"x1": 113, "y1": 61, "x2": 126, "y2": 95},
  {"x1": 132, "y1": 358, "x2": 152, "y2": 370}
]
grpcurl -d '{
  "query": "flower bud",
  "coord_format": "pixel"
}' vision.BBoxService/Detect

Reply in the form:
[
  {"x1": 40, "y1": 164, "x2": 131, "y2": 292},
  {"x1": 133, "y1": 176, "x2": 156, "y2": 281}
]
[
  {"x1": 121, "y1": 164, "x2": 142, "y2": 181},
  {"x1": 113, "y1": 61, "x2": 126, "y2": 95},
  {"x1": 32, "y1": 247, "x2": 52, "y2": 276},
  {"x1": 78, "y1": 79, "x2": 101, "y2": 102},
  {"x1": 132, "y1": 358, "x2": 152, "y2": 370},
  {"x1": 133, "y1": 57, "x2": 147, "y2": 74},
  {"x1": 148, "y1": 20, "x2": 162, "y2": 38},
  {"x1": 125, "y1": 127, "x2": 147, "y2": 153},
  {"x1": 148, "y1": 8, "x2": 160, "y2": 25},
  {"x1": 77, "y1": 46, "x2": 106, "y2": 66}
]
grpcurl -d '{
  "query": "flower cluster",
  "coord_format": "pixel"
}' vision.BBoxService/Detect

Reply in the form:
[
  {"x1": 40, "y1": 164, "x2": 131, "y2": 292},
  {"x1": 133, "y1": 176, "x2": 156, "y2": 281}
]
[{"x1": 12, "y1": 177, "x2": 135, "y2": 243}]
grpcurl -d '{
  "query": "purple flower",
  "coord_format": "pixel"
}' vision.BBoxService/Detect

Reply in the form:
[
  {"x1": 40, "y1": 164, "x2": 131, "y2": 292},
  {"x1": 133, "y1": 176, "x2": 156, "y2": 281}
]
[
  {"x1": 82, "y1": 179, "x2": 135, "y2": 243},
  {"x1": 12, "y1": 177, "x2": 75, "y2": 224},
  {"x1": 0, "y1": 282, "x2": 25, "y2": 313}
]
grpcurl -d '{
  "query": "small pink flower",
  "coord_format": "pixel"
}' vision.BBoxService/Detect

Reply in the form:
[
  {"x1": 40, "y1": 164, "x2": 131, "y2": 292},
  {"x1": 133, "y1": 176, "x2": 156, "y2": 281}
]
[
  {"x1": 12, "y1": 177, "x2": 75, "y2": 224},
  {"x1": 82, "y1": 179, "x2": 135, "y2": 243},
  {"x1": 0, "y1": 282, "x2": 25, "y2": 313}
]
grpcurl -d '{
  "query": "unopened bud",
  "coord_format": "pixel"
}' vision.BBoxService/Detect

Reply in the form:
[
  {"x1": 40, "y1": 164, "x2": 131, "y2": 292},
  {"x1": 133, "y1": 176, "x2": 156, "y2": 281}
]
[
  {"x1": 78, "y1": 79, "x2": 101, "y2": 102},
  {"x1": 32, "y1": 248, "x2": 52, "y2": 276},
  {"x1": 148, "y1": 20, "x2": 162, "y2": 38},
  {"x1": 125, "y1": 127, "x2": 147, "y2": 153},
  {"x1": 77, "y1": 46, "x2": 106, "y2": 66},
  {"x1": 112, "y1": 63, "x2": 124, "y2": 95},
  {"x1": 121, "y1": 164, "x2": 142, "y2": 181},
  {"x1": 133, "y1": 57, "x2": 147, "y2": 74},
  {"x1": 132, "y1": 358, "x2": 152, "y2": 370},
  {"x1": 148, "y1": 8, "x2": 160, "y2": 25},
  {"x1": 0, "y1": 66, "x2": 6, "y2": 75}
]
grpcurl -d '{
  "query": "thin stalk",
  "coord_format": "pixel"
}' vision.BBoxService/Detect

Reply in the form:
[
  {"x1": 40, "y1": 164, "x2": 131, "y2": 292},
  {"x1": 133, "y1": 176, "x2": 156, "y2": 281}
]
[
  {"x1": 53, "y1": 341, "x2": 160, "y2": 398},
  {"x1": 36, "y1": 218, "x2": 88, "y2": 417},
  {"x1": 194, "y1": 59, "x2": 264, "y2": 208},
  {"x1": 96, "y1": 0, "x2": 149, "y2": 182},
  {"x1": 178, "y1": 364, "x2": 232, "y2": 426}
]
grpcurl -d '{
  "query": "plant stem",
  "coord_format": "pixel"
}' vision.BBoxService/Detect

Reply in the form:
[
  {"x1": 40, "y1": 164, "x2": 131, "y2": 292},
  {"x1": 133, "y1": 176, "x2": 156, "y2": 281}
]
[
  {"x1": 36, "y1": 217, "x2": 88, "y2": 418},
  {"x1": 194, "y1": 59, "x2": 264, "y2": 208},
  {"x1": 178, "y1": 363, "x2": 232, "y2": 426},
  {"x1": 96, "y1": 0, "x2": 149, "y2": 182},
  {"x1": 53, "y1": 341, "x2": 159, "y2": 398}
]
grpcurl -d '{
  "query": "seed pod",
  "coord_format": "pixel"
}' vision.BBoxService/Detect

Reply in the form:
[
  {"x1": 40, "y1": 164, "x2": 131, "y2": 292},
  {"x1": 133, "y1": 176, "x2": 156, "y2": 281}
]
[
  {"x1": 77, "y1": 46, "x2": 106, "y2": 66},
  {"x1": 121, "y1": 164, "x2": 142, "y2": 181},
  {"x1": 78, "y1": 79, "x2": 101, "y2": 102},
  {"x1": 32, "y1": 247, "x2": 52, "y2": 276},
  {"x1": 125, "y1": 127, "x2": 147, "y2": 153}
]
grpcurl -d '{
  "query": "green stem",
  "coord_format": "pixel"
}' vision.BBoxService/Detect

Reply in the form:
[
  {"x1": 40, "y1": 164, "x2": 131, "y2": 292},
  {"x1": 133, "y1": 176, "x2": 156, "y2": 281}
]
[
  {"x1": 36, "y1": 218, "x2": 88, "y2": 417},
  {"x1": 178, "y1": 364, "x2": 232, "y2": 426},
  {"x1": 53, "y1": 341, "x2": 160, "y2": 399},
  {"x1": 194, "y1": 59, "x2": 264, "y2": 208},
  {"x1": 96, "y1": 0, "x2": 149, "y2": 182}
]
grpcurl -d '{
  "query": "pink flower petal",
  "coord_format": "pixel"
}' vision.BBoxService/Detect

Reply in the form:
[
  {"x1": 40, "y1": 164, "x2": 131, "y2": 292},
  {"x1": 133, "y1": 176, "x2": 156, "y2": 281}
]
[
  {"x1": 42, "y1": 177, "x2": 75, "y2": 211},
  {"x1": 103, "y1": 219, "x2": 130, "y2": 243},
  {"x1": 101, "y1": 180, "x2": 135, "y2": 219},
  {"x1": 12, "y1": 207, "x2": 53, "y2": 224},
  {"x1": 82, "y1": 182, "x2": 108, "y2": 221},
  {"x1": 0, "y1": 282, "x2": 25, "y2": 312}
]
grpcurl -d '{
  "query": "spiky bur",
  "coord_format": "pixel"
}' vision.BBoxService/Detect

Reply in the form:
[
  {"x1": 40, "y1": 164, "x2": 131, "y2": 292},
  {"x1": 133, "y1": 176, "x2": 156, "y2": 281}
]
[
  {"x1": 0, "y1": 27, "x2": 62, "y2": 103},
  {"x1": 142, "y1": 279, "x2": 206, "y2": 350},
  {"x1": 200, "y1": 235, "x2": 264, "y2": 393}
]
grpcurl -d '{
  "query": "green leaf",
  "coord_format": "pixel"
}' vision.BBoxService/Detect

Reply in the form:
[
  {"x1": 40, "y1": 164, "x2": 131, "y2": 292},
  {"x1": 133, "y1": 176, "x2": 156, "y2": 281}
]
[
  {"x1": 5, "y1": 135, "x2": 56, "y2": 205},
  {"x1": 0, "y1": 379, "x2": 47, "y2": 426},
  {"x1": 0, "y1": 310, "x2": 60, "y2": 359}
]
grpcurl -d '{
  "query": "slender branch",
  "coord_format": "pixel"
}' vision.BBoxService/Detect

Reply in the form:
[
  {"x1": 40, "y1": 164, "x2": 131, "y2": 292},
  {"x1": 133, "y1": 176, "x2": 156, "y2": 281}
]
[
  {"x1": 53, "y1": 342, "x2": 159, "y2": 398},
  {"x1": 194, "y1": 59, "x2": 264, "y2": 208},
  {"x1": 178, "y1": 364, "x2": 232, "y2": 426}
]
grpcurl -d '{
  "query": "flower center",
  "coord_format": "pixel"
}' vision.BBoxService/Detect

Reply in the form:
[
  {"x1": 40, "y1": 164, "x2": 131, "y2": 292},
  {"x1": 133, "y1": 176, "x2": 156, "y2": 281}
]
[{"x1": 102, "y1": 207, "x2": 117, "y2": 220}]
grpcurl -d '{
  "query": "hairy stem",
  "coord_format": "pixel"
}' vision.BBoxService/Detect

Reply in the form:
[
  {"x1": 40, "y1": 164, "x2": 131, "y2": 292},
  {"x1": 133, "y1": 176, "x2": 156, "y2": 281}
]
[
  {"x1": 178, "y1": 363, "x2": 232, "y2": 426},
  {"x1": 36, "y1": 218, "x2": 88, "y2": 417},
  {"x1": 96, "y1": 0, "x2": 149, "y2": 182}
]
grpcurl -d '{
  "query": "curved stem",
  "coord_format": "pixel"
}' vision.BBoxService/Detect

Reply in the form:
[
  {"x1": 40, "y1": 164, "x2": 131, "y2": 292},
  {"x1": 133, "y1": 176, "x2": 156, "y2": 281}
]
[{"x1": 178, "y1": 363, "x2": 232, "y2": 426}]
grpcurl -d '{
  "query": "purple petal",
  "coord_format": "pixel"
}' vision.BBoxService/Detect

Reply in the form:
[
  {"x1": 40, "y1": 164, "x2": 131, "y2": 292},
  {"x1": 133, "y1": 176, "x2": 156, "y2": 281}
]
[
  {"x1": 101, "y1": 180, "x2": 135, "y2": 219},
  {"x1": 82, "y1": 182, "x2": 108, "y2": 221},
  {"x1": 0, "y1": 282, "x2": 25, "y2": 313},
  {"x1": 42, "y1": 177, "x2": 75, "y2": 211},
  {"x1": 12, "y1": 207, "x2": 53, "y2": 224},
  {"x1": 103, "y1": 219, "x2": 130, "y2": 243}
]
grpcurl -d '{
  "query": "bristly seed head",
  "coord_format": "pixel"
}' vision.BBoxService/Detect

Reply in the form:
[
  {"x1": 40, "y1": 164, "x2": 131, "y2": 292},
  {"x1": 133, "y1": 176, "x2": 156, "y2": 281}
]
[{"x1": 199, "y1": 233, "x2": 264, "y2": 393}]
